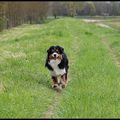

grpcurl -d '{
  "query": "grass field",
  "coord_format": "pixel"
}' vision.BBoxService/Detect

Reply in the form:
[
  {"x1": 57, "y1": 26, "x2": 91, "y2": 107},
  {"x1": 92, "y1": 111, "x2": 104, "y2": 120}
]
[{"x1": 0, "y1": 17, "x2": 120, "y2": 118}]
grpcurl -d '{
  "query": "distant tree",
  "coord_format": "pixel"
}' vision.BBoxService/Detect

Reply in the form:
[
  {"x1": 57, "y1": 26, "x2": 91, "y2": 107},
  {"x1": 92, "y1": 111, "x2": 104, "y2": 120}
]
[
  {"x1": 83, "y1": 2, "x2": 96, "y2": 16},
  {"x1": 0, "y1": 2, "x2": 7, "y2": 31},
  {"x1": 65, "y1": 2, "x2": 78, "y2": 17},
  {"x1": 76, "y1": 2, "x2": 86, "y2": 16},
  {"x1": 111, "y1": 2, "x2": 120, "y2": 16},
  {"x1": 52, "y1": 2, "x2": 60, "y2": 18},
  {"x1": 94, "y1": 1, "x2": 120, "y2": 16},
  {"x1": 26, "y1": 2, "x2": 49, "y2": 24},
  {"x1": 1, "y1": 1, "x2": 120, "y2": 32}
]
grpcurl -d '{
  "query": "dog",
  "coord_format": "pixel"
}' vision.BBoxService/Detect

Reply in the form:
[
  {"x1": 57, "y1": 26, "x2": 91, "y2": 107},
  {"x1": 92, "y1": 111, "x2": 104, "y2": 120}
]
[{"x1": 45, "y1": 45, "x2": 69, "y2": 90}]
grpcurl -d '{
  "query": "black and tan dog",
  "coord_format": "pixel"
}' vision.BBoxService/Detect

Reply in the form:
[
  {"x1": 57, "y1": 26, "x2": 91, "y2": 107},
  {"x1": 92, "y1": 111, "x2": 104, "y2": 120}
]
[{"x1": 45, "y1": 45, "x2": 69, "y2": 90}]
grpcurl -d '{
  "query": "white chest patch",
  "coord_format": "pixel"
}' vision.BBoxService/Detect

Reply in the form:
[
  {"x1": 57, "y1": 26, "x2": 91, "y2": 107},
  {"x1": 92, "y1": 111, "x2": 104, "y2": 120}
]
[{"x1": 48, "y1": 59, "x2": 66, "y2": 76}]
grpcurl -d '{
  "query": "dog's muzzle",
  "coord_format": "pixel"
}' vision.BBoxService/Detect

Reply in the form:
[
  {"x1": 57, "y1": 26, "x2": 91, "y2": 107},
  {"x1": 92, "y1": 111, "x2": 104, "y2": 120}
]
[{"x1": 52, "y1": 52, "x2": 59, "y2": 58}]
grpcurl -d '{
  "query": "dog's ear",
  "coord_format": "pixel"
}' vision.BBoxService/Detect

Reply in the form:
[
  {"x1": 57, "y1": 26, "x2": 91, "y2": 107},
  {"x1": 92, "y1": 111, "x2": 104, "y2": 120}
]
[
  {"x1": 59, "y1": 46, "x2": 64, "y2": 53},
  {"x1": 47, "y1": 46, "x2": 54, "y2": 53},
  {"x1": 56, "y1": 45, "x2": 64, "y2": 53},
  {"x1": 61, "y1": 47, "x2": 64, "y2": 52},
  {"x1": 47, "y1": 49, "x2": 49, "y2": 53}
]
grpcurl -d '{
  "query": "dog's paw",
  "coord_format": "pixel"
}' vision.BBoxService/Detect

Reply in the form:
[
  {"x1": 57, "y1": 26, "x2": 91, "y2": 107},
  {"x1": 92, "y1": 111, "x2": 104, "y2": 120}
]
[
  {"x1": 52, "y1": 84, "x2": 62, "y2": 92},
  {"x1": 60, "y1": 81, "x2": 67, "y2": 88},
  {"x1": 61, "y1": 84, "x2": 66, "y2": 88},
  {"x1": 52, "y1": 84, "x2": 58, "y2": 88}
]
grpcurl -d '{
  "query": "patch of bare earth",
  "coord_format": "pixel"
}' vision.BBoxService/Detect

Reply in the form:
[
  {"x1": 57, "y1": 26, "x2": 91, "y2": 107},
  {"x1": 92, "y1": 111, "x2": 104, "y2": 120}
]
[
  {"x1": 96, "y1": 23, "x2": 112, "y2": 29},
  {"x1": 83, "y1": 19, "x2": 113, "y2": 29},
  {"x1": 82, "y1": 19, "x2": 103, "y2": 23},
  {"x1": 43, "y1": 92, "x2": 61, "y2": 118}
]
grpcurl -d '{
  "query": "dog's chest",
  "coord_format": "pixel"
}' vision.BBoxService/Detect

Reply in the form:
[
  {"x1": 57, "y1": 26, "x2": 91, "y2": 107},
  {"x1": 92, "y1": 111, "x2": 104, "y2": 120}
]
[{"x1": 48, "y1": 59, "x2": 66, "y2": 76}]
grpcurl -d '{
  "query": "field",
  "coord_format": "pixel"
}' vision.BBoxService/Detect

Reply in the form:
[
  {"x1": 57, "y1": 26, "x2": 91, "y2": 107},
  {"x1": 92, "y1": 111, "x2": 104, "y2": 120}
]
[{"x1": 0, "y1": 17, "x2": 120, "y2": 118}]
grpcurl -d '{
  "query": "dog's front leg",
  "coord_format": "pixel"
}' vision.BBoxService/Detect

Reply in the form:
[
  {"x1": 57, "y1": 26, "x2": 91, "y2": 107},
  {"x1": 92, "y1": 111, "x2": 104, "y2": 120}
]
[
  {"x1": 51, "y1": 76, "x2": 58, "y2": 88},
  {"x1": 61, "y1": 74, "x2": 67, "y2": 88}
]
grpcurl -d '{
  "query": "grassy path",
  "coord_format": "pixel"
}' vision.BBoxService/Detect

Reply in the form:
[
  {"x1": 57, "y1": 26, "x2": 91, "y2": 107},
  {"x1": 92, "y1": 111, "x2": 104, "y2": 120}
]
[
  {"x1": 43, "y1": 92, "x2": 61, "y2": 118},
  {"x1": 102, "y1": 37, "x2": 120, "y2": 68},
  {"x1": 44, "y1": 19, "x2": 81, "y2": 118},
  {"x1": 0, "y1": 18, "x2": 120, "y2": 118},
  {"x1": 52, "y1": 18, "x2": 120, "y2": 118}
]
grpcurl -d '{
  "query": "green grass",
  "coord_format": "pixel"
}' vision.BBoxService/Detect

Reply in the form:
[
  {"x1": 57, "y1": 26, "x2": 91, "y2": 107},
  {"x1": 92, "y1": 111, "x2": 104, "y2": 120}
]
[{"x1": 0, "y1": 17, "x2": 120, "y2": 118}]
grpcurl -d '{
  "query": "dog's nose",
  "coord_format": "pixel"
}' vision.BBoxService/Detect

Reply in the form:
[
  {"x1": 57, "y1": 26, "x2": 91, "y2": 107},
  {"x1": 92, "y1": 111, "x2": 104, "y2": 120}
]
[
  {"x1": 54, "y1": 54, "x2": 56, "y2": 57},
  {"x1": 53, "y1": 53, "x2": 57, "y2": 57}
]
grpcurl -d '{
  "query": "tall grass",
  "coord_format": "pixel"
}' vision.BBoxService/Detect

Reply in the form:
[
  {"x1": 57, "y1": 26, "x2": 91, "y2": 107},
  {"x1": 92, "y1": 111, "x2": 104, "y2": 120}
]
[{"x1": 0, "y1": 17, "x2": 120, "y2": 118}]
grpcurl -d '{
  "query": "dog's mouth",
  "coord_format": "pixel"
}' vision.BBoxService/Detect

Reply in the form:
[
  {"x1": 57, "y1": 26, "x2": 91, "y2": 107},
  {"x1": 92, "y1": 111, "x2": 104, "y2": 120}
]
[
  {"x1": 49, "y1": 54, "x2": 62, "y2": 60},
  {"x1": 53, "y1": 56, "x2": 58, "y2": 60}
]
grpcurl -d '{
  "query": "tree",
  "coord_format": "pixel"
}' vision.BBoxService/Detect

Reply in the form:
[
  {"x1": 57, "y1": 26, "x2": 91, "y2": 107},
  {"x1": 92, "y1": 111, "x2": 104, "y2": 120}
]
[
  {"x1": 65, "y1": 2, "x2": 78, "y2": 17},
  {"x1": 76, "y1": 2, "x2": 86, "y2": 16},
  {"x1": 111, "y1": 2, "x2": 120, "y2": 16},
  {"x1": 0, "y1": 2, "x2": 7, "y2": 31},
  {"x1": 0, "y1": 2, "x2": 50, "y2": 31},
  {"x1": 83, "y1": 2, "x2": 96, "y2": 16}
]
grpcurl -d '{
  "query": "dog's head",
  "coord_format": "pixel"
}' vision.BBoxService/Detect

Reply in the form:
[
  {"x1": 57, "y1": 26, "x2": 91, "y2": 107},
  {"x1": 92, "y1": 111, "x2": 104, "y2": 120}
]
[{"x1": 47, "y1": 45, "x2": 64, "y2": 60}]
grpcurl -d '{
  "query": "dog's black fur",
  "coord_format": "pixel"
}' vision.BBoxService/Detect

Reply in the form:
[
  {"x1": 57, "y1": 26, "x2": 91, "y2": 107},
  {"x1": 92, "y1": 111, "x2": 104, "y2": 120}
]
[
  {"x1": 45, "y1": 45, "x2": 69, "y2": 73},
  {"x1": 45, "y1": 45, "x2": 69, "y2": 88}
]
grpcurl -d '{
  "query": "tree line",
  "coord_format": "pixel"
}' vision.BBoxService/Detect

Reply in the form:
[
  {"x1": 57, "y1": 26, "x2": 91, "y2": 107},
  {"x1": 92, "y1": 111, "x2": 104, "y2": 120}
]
[
  {"x1": 0, "y1": 1, "x2": 120, "y2": 31},
  {"x1": 51, "y1": 2, "x2": 120, "y2": 17},
  {"x1": 0, "y1": 2, "x2": 49, "y2": 31}
]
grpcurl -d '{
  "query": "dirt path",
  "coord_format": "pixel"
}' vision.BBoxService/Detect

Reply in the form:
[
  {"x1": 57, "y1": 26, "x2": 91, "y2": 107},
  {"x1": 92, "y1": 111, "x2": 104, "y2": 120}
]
[
  {"x1": 82, "y1": 19, "x2": 103, "y2": 23},
  {"x1": 43, "y1": 92, "x2": 61, "y2": 118},
  {"x1": 83, "y1": 19, "x2": 113, "y2": 29},
  {"x1": 102, "y1": 37, "x2": 120, "y2": 68},
  {"x1": 96, "y1": 23, "x2": 112, "y2": 29}
]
